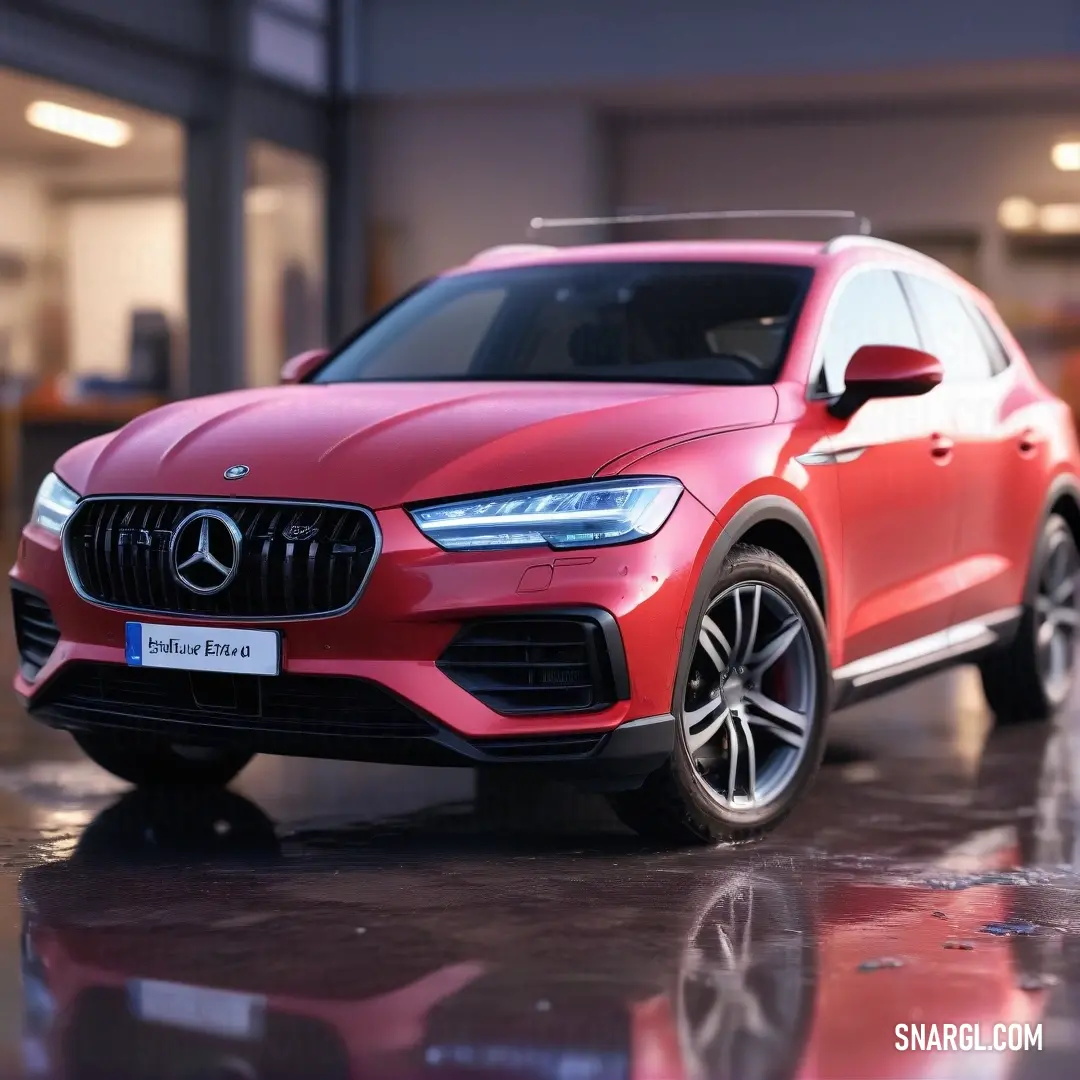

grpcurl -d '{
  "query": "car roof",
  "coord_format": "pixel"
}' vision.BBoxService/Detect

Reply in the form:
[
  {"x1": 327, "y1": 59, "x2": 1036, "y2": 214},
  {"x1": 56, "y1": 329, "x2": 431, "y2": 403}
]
[
  {"x1": 454, "y1": 239, "x2": 827, "y2": 272},
  {"x1": 451, "y1": 235, "x2": 982, "y2": 302}
]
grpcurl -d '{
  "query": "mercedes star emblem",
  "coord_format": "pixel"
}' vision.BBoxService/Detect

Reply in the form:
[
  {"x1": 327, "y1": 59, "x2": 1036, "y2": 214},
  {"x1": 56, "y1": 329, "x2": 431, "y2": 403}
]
[
  {"x1": 169, "y1": 509, "x2": 243, "y2": 595},
  {"x1": 224, "y1": 465, "x2": 250, "y2": 480}
]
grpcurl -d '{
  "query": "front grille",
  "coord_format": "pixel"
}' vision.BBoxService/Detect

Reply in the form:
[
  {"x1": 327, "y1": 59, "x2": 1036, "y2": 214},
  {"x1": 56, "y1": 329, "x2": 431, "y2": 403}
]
[
  {"x1": 64, "y1": 498, "x2": 378, "y2": 619},
  {"x1": 12, "y1": 589, "x2": 60, "y2": 680},
  {"x1": 438, "y1": 616, "x2": 620, "y2": 715},
  {"x1": 34, "y1": 662, "x2": 434, "y2": 740}
]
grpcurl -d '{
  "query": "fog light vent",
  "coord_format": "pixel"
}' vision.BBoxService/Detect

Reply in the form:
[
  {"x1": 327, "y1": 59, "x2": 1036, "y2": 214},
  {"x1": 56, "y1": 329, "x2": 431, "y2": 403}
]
[
  {"x1": 437, "y1": 615, "x2": 623, "y2": 715},
  {"x1": 12, "y1": 588, "x2": 60, "y2": 682}
]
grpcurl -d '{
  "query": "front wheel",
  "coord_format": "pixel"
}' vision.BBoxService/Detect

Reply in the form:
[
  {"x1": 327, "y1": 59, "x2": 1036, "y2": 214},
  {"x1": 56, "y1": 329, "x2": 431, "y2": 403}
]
[
  {"x1": 980, "y1": 513, "x2": 1080, "y2": 725},
  {"x1": 73, "y1": 731, "x2": 253, "y2": 788},
  {"x1": 609, "y1": 543, "x2": 830, "y2": 845}
]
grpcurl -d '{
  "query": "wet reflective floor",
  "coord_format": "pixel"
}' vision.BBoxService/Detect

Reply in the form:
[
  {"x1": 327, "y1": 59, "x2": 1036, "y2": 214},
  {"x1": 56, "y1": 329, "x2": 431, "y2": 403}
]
[{"x1": 1, "y1": 608, "x2": 1080, "y2": 1077}]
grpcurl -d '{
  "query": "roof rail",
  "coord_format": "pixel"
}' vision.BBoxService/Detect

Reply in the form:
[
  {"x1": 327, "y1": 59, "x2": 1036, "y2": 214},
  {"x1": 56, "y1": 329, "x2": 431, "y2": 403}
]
[
  {"x1": 527, "y1": 209, "x2": 872, "y2": 236},
  {"x1": 823, "y1": 233, "x2": 954, "y2": 273}
]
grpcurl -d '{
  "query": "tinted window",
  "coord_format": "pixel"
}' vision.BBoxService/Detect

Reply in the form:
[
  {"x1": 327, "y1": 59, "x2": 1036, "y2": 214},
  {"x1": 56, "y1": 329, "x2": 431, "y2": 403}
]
[
  {"x1": 313, "y1": 262, "x2": 814, "y2": 386},
  {"x1": 901, "y1": 275, "x2": 993, "y2": 382},
  {"x1": 964, "y1": 299, "x2": 1011, "y2": 376},
  {"x1": 818, "y1": 270, "x2": 920, "y2": 395}
]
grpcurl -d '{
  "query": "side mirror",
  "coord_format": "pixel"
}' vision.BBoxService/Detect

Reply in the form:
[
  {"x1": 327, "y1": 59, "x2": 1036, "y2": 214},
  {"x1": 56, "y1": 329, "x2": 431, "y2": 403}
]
[
  {"x1": 829, "y1": 344, "x2": 943, "y2": 420},
  {"x1": 280, "y1": 348, "x2": 329, "y2": 384}
]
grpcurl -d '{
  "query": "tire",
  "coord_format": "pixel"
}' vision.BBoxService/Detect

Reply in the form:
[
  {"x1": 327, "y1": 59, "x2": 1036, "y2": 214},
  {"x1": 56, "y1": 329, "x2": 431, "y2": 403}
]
[
  {"x1": 608, "y1": 543, "x2": 830, "y2": 845},
  {"x1": 980, "y1": 513, "x2": 1080, "y2": 725},
  {"x1": 73, "y1": 731, "x2": 253, "y2": 788}
]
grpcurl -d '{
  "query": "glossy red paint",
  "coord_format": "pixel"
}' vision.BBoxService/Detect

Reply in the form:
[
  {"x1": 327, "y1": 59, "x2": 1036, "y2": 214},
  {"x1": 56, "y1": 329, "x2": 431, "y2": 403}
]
[
  {"x1": 279, "y1": 347, "x2": 329, "y2": 384},
  {"x1": 49, "y1": 381, "x2": 779, "y2": 508},
  {"x1": 11, "y1": 237, "x2": 1080, "y2": 755},
  {"x1": 843, "y1": 343, "x2": 944, "y2": 391}
]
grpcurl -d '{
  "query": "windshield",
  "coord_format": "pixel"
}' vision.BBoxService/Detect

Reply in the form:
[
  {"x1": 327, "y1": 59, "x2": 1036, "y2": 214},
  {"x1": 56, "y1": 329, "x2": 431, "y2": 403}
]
[{"x1": 313, "y1": 261, "x2": 814, "y2": 386}]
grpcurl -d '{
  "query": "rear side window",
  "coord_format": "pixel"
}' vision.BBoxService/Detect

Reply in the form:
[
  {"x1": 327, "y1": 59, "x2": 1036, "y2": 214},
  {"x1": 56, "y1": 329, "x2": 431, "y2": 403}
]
[
  {"x1": 901, "y1": 275, "x2": 993, "y2": 382},
  {"x1": 818, "y1": 269, "x2": 920, "y2": 395},
  {"x1": 964, "y1": 300, "x2": 1012, "y2": 376}
]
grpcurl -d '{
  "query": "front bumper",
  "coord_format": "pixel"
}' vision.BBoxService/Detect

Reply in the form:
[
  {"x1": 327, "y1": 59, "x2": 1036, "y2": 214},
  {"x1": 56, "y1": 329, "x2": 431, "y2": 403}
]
[{"x1": 11, "y1": 493, "x2": 715, "y2": 784}]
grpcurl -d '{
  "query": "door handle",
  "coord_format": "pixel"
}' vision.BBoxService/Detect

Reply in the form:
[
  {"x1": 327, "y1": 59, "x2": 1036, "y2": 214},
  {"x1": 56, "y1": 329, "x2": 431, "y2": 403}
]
[
  {"x1": 1018, "y1": 429, "x2": 1042, "y2": 456},
  {"x1": 930, "y1": 433, "x2": 954, "y2": 461}
]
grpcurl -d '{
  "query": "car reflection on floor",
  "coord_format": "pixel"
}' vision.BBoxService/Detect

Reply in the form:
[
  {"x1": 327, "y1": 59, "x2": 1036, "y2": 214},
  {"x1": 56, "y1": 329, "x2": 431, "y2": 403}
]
[{"x1": 18, "y1": 718, "x2": 1075, "y2": 1080}]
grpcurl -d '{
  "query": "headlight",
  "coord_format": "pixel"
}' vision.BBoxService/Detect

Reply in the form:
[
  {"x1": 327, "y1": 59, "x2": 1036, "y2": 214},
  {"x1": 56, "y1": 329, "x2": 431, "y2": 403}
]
[
  {"x1": 409, "y1": 478, "x2": 683, "y2": 551},
  {"x1": 30, "y1": 473, "x2": 79, "y2": 535}
]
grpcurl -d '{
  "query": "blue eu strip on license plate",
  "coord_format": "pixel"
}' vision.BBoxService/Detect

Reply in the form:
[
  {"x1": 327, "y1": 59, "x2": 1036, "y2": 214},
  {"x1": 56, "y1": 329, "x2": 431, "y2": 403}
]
[{"x1": 125, "y1": 622, "x2": 280, "y2": 676}]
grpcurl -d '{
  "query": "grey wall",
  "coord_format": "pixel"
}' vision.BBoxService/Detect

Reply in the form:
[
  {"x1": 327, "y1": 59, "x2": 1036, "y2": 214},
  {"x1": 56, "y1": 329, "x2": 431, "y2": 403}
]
[
  {"x1": 369, "y1": 100, "x2": 609, "y2": 289},
  {"x1": 360, "y1": 0, "x2": 1080, "y2": 96}
]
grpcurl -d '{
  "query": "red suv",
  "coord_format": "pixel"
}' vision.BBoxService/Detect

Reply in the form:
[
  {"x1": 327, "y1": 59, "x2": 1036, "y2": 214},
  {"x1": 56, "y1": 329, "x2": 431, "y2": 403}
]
[{"x1": 10, "y1": 226, "x2": 1080, "y2": 844}]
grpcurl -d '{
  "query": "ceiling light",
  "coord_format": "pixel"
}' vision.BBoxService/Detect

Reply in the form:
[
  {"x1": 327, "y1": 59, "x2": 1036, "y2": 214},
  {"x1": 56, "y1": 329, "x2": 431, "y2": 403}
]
[
  {"x1": 1052, "y1": 140, "x2": 1080, "y2": 171},
  {"x1": 997, "y1": 196, "x2": 1038, "y2": 230},
  {"x1": 25, "y1": 100, "x2": 132, "y2": 148},
  {"x1": 1038, "y1": 203, "x2": 1080, "y2": 233}
]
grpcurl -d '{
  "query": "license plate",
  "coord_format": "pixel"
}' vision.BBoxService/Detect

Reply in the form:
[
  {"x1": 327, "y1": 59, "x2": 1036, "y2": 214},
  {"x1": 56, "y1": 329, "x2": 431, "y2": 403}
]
[
  {"x1": 125, "y1": 622, "x2": 280, "y2": 676},
  {"x1": 128, "y1": 979, "x2": 265, "y2": 1039}
]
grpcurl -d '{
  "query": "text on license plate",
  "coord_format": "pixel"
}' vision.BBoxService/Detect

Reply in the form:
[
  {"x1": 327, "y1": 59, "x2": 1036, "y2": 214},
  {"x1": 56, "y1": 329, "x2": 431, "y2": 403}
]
[{"x1": 125, "y1": 622, "x2": 280, "y2": 676}]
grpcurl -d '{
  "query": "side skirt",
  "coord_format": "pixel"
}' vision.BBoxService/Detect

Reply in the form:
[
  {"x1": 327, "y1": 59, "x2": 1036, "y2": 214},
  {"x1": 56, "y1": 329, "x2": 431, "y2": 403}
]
[{"x1": 831, "y1": 606, "x2": 1023, "y2": 709}]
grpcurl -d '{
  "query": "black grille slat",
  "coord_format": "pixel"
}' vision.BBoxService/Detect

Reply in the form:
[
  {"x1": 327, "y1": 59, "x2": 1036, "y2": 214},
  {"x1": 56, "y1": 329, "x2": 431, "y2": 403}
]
[
  {"x1": 437, "y1": 617, "x2": 617, "y2": 715},
  {"x1": 102, "y1": 503, "x2": 123, "y2": 606},
  {"x1": 89, "y1": 502, "x2": 106, "y2": 599},
  {"x1": 326, "y1": 511, "x2": 349, "y2": 612},
  {"x1": 151, "y1": 502, "x2": 174, "y2": 611},
  {"x1": 35, "y1": 663, "x2": 434, "y2": 740},
  {"x1": 283, "y1": 539, "x2": 296, "y2": 617},
  {"x1": 138, "y1": 501, "x2": 155, "y2": 609},
  {"x1": 261, "y1": 508, "x2": 283, "y2": 614},
  {"x1": 243, "y1": 506, "x2": 263, "y2": 616},
  {"x1": 66, "y1": 499, "x2": 377, "y2": 619}
]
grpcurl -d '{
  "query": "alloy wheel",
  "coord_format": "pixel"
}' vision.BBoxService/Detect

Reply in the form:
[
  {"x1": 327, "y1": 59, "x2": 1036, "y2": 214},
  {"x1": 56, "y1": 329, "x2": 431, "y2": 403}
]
[
  {"x1": 1034, "y1": 529, "x2": 1080, "y2": 703},
  {"x1": 682, "y1": 582, "x2": 817, "y2": 811},
  {"x1": 675, "y1": 874, "x2": 810, "y2": 1080}
]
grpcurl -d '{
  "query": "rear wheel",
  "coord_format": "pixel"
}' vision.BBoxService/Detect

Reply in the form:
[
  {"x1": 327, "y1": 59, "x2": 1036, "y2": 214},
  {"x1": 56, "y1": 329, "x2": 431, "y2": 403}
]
[
  {"x1": 73, "y1": 732, "x2": 253, "y2": 788},
  {"x1": 980, "y1": 513, "x2": 1080, "y2": 725},
  {"x1": 609, "y1": 544, "x2": 830, "y2": 845}
]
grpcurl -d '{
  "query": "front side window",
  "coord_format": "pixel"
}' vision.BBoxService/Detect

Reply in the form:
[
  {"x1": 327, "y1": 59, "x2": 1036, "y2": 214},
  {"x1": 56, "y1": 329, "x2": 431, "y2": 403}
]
[
  {"x1": 818, "y1": 270, "x2": 921, "y2": 395},
  {"x1": 313, "y1": 262, "x2": 814, "y2": 386},
  {"x1": 901, "y1": 275, "x2": 994, "y2": 383}
]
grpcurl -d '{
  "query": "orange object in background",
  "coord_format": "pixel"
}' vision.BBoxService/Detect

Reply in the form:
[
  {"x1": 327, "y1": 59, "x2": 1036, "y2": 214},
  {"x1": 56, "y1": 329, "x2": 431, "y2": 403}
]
[
  {"x1": 1058, "y1": 348, "x2": 1080, "y2": 438},
  {"x1": 18, "y1": 376, "x2": 164, "y2": 426}
]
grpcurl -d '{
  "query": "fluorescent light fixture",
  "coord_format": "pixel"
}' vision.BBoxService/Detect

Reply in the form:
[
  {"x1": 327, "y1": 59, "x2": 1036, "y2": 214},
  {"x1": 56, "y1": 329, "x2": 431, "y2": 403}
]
[
  {"x1": 1052, "y1": 140, "x2": 1080, "y2": 172},
  {"x1": 1038, "y1": 202, "x2": 1080, "y2": 234},
  {"x1": 25, "y1": 100, "x2": 131, "y2": 148},
  {"x1": 997, "y1": 196, "x2": 1038, "y2": 231}
]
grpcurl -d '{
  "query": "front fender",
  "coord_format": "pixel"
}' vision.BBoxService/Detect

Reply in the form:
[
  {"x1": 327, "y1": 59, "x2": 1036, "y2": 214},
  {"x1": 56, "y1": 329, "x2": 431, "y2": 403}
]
[{"x1": 620, "y1": 425, "x2": 844, "y2": 666}]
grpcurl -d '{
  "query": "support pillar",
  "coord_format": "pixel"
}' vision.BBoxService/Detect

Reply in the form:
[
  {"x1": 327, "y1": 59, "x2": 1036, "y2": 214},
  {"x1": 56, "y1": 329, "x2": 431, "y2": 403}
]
[
  {"x1": 325, "y1": 0, "x2": 369, "y2": 342},
  {"x1": 184, "y1": 0, "x2": 250, "y2": 396}
]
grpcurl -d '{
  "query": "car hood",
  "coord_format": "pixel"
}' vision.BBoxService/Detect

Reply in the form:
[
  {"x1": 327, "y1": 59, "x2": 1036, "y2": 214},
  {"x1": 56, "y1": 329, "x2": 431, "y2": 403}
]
[{"x1": 57, "y1": 382, "x2": 778, "y2": 507}]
